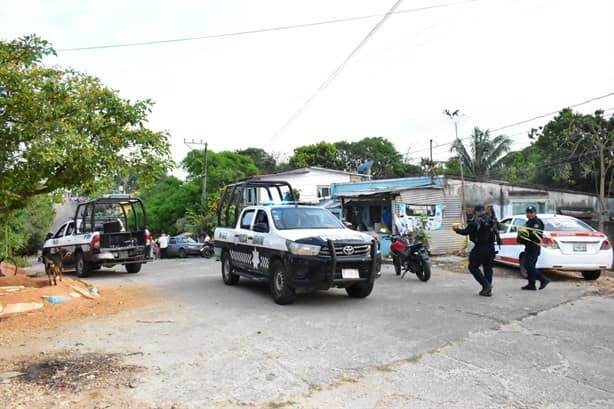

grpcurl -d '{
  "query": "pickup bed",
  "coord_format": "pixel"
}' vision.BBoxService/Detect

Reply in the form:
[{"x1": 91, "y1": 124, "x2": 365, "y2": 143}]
[{"x1": 43, "y1": 195, "x2": 153, "y2": 277}]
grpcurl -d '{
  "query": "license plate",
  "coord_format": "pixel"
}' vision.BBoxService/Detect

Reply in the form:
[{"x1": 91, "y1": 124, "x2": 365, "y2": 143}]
[
  {"x1": 342, "y1": 268, "x2": 360, "y2": 279},
  {"x1": 573, "y1": 243, "x2": 587, "y2": 252}
]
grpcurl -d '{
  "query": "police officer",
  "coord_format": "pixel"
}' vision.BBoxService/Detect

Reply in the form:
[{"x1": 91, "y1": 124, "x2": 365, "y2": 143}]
[
  {"x1": 518, "y1": 206, "x2": 550, "y2": 290},
  {"x1": 453, "y1": 205, "x2": 500, "y2": 296}
]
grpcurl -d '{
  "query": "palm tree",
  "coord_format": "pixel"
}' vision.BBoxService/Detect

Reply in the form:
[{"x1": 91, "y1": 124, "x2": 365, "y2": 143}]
[{"x1": 450, "y1": 127, "x2": 512, "y2": 179}]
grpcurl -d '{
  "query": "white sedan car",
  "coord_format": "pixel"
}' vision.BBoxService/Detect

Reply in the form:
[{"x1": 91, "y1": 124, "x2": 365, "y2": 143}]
[{"x1": 495, "y1": 214, "x2": 612, "y2": 280}]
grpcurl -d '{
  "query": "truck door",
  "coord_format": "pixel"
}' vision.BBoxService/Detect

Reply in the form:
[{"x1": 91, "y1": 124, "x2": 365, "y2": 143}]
[{"x1": 231, "y1": 209, "x2": 256, "y2": 272}]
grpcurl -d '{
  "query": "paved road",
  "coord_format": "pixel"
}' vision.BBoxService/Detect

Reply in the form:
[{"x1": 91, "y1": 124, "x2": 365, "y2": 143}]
[{"x1": 19, "y1": 258, "x2": 614, "y2": 408}]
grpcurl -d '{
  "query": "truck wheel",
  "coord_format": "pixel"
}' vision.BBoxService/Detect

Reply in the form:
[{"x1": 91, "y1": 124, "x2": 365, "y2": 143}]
[
  {"x1": 346, "y1": 281, "x2": 374, "y2": 298},
  {"x1": 582, "y1": 270, "x2": 601, "y2": 281},
  {"x1": 74, "y1": 252, "x2": 90, "y2": 278},
  {"x1": 221, "y1": 252, "x2": 239, "y2": 285},
  {"x1": 178, "y1": 248, "x2": 186, "y2": 258},
  {"x1": 125, "y1": 263, "x2": 142, "y2": 274},
  {"x1": 270, "y1": 260, "x2": 295, "y2": 305}
]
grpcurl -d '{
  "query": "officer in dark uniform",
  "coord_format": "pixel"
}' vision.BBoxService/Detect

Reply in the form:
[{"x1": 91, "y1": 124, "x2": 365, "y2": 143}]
[
  {"x1": 453, "y1": 205, "x2": 501, "y2": 296},
  {"x1": 518, "y1": 206, "x2": 550, "y2": 290}
]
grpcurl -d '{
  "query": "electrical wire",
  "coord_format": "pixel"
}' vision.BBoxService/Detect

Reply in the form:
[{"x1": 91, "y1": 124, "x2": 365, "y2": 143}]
[
  {"x1": 263, "y1": 0, "x2": 406, "y2": 148},
  {"x1": 409, "y1": 91, "x2": 614, "y2": 157},
  {"x1": 57, "y1": 0, "x2": 476, "y2": 52}
]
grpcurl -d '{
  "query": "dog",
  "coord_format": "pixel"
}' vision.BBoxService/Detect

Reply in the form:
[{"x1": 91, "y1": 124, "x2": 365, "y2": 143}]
[{"x1": 43, "y1": 250, "x2": 71, "y2": 286}]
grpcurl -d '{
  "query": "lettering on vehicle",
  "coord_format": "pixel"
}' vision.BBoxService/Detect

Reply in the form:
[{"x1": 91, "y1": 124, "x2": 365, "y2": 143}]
[
  {"x1": 237, "y1": 234, "x2": 248, "y2": 243},
  {"x1": 219, "y1": 232, "x2": 228, "y2": 240},
  {"x1": 252, "y1": 235, "x2": 264, "y2": 245}
]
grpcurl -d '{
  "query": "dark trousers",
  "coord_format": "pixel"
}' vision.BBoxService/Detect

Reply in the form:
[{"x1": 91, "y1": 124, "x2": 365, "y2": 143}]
[
  {"x1": 468, "y1": 245, "x2": 494, "y2": 289},
  {"x1": 524, "y1": 247, "x2": 547, "y2": 286}
]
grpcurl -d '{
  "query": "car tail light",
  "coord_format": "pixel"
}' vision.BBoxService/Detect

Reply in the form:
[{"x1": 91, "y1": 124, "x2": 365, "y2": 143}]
[
  {"x1": 601, "y1": 239, "x2": 612, "y2": 250},
  {"x1": 541, "y1": 237, "x2": 559, "y2": 249},
  {"x1": 145, "y1": 229, "x2": 152, "y2": 246},
  {"x1": 90, "y1": 232, "x2": 101, "y2": 251}
]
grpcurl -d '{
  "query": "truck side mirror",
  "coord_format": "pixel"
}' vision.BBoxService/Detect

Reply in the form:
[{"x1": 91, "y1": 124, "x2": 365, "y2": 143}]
[{"x1": 45, "y1": 232, "x2": 53, "y2": 240}]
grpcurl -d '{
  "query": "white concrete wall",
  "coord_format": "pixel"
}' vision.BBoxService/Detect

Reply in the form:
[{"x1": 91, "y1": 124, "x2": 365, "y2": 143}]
[{"x1": 256, "y1": 169, "x2": 354, "y2": 203}]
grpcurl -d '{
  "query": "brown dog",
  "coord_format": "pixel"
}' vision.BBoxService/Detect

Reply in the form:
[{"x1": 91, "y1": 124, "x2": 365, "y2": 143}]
[{"x1": 43, "y1": 250, "x2": 70, "y2": 286}]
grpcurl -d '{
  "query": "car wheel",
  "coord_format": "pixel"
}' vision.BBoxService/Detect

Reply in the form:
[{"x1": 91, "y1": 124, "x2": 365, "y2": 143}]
[
  {"x1": 74, "y1": 252, "x2": 90, "y2": 278},
  {"x1": 221, "y1": 251, "x2": 239, "y2": 285},
  {"x1": 178, "y1": 248, "x2": 186, "y2": 258},
  {"x1": 346, "y1": 281, "x2": 374, "y2": 298},
  {"x1": 270, "y1": 260, "x2": 295, "y2": 305},
  {"x1": 519, "y1": 254, "x2": 528, "y2": 279},
  {"x1": 582, "y1": 270, "x2": 601, "y2": 281},
  {"x1": 125, "y1": 263, "x2": 142, "y2": 274}
]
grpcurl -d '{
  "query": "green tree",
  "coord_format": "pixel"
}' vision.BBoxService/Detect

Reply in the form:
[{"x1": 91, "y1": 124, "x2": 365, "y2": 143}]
[
  {"x1": 182, "y1": 150, "x2": 259, "y2": 196},
  {"x1": 496, "y1": 145, "x2": 543, "y2": 184},
  {"x1": 288, "y1": 141, "x2": 341, "y2": 169},
  {"x1": 532, "y1": 109, "x2": 613, "y2": 230},
  {"x1": 236, "y1": 148, "x2": 277, "y2": 174},
  {"x1": 0, "y1": 195, "x2": 54, "y2": 258},
  {"x1": 0, "y1": 35, "x2": 172, "y2": 214},
  {"x1": 450, "y1": 127, "x2": 512, "y2": 179},
  {"x1": 335, "y1": 137, "x2": 420, "y2": 178}
]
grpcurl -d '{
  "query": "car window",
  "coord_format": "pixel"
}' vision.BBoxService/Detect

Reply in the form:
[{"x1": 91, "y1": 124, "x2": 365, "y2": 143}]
[
  {"x1": 271, "y1": 207, "x2": 344, "y2": 230},
  {"x1": 54, "y1": 224, "x2": 67, "y2": 238},
  {"x1": 510, "y1": 217, "x2": 526, "y2": 232},
  {"x1": 169, "y1": 238, "x2": 177, "y2": 244},
  {"x1": 499, "y1": 218, "x2": 511, "y2": 233},
  {"x1": 240, "y1": 210, "x2": 255, "y2": 229},
  {"x1": 253, "y1": 210, "x2": 270, "y2": 232},
  {"x1": 543, "y1": 218, "x2": 594, "y2": 232},
  {"x1": 65, "y1": 222, "x2": 75, "y2": 236}
]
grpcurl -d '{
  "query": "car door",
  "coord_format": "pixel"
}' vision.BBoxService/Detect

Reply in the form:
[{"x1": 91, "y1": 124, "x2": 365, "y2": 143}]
[
  {"x1": 231, "y1": 209, "x2": 257, "y2": 271},
  {"x1": 249, "y1": 210, "x2": 272, "y2": 274},
  {"x1": 496, "y1": 217, "x2": 525, "y2": 265}
]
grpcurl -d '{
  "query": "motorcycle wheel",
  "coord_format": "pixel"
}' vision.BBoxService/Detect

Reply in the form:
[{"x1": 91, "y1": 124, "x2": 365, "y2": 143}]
[
  {"x1": 203, "y1": 247, "x2": 213, "y2": 258},
  {"x1": 416, "y1": 260, "x2": 431, "y2": 282}
]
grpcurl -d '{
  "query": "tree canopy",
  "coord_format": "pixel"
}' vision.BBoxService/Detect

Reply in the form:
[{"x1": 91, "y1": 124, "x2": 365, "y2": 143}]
[
  {"x1": 0, "y1": 35, "x2": 172, "y2": 214},
  {"x1": 450, "y1": 127, "x2": 512, "y2": 179}
]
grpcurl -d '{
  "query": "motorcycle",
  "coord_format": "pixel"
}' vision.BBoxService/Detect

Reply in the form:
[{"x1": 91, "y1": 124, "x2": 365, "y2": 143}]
[
  {"x1": 200, "y1": 241, "x2": 215, "y2": 258},
  {"x1": 390, "y1": 234, "x2": 431, "y2": 282}
]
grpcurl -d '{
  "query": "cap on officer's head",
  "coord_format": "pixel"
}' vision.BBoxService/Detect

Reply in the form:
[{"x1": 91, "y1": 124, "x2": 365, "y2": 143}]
[
  {"x1": 473, "y1": 205, "x2": 485, "y2": 212},
  {"x1": 525, "y1": 206, "x2": 537, "y2": 214}
]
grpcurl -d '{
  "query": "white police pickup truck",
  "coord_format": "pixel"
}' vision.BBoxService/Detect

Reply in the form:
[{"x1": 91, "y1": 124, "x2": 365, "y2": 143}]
[
  {"x1": 42, "y1": 195, "x2": 153, "y2": 277},
  {"x1": 214, "y1": 181, "x2": 381, "y2": 305}
]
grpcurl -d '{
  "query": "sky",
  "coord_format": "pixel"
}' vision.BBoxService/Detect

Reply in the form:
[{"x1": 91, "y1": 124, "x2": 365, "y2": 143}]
[{"x1": 2, "y1": 0, "x2": 613, "y2": 173}]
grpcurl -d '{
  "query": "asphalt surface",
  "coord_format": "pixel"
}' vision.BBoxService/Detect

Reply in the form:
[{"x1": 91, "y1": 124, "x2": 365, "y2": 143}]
[{"x1": 16, "y1": 257, "x2": 614, "y2": 408}]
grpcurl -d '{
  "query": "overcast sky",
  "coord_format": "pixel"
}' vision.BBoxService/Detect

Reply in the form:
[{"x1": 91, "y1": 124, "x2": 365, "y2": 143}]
[{"x1": 2, "y1": 0, "x2": 613, "y2": 171}]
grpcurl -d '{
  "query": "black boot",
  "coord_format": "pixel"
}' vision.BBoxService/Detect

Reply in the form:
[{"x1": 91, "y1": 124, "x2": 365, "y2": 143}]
[
  {"x1": 479, "y1": 286, "x2": 492, "y2": 297},
  {"x1": 521, "y1": 284, "x2": 537, "y2": 291},
  {"x1": 539, "y1": 279, "x2": 550, "y2": 290}
]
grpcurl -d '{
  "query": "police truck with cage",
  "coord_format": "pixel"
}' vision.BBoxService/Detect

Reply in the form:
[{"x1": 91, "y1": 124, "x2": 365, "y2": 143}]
[{"x1": 214, "y1": 180, "x2": 381, "y2": 305}]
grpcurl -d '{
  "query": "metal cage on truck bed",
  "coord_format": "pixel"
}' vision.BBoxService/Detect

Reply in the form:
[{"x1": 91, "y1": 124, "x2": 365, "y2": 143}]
[{"x1": 217, "y1": 180, "x2": 296, "y2": 228}]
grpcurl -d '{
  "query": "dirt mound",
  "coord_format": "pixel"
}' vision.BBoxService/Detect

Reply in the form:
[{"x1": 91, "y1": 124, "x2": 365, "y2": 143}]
[
  {"x1": 0, "y1": 261, "x2": 27, "y2": 277},
  {"x1": 0, "y1": 276, "x2": 90, "y2": 305}
]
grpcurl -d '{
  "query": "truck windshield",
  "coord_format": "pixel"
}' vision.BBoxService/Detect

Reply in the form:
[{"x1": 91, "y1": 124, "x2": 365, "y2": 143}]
[{"x1": 271, "y1": 207, "x2": 344, "y2": 230}]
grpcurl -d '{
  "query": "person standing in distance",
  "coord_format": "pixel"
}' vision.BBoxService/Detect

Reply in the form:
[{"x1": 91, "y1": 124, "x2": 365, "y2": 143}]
[
  {"x1": 518, "y1": 206, "x2": 550, "y2": 290},
  {"x1": 453, "y1": 205, "x2": 498, "y2": 296},
  {"x1": 158, "y1": 233, "x2": 169, "y2": 259}
]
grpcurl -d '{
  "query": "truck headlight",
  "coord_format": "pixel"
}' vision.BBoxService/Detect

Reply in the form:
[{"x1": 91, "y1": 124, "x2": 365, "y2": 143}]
[{"x1": 286, "y1": 240, "x2": 321, "y2": 256}]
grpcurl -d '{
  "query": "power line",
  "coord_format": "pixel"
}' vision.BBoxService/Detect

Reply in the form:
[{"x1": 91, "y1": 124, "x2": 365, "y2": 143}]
[
  {"x1": 409, "y1": 91, "x2": 614, "y2": 157},
  {"x1": 57, "y1": 0, "x2": 475, "y2": 52},
  {"x1": 263, "y1": 0, "x2": 406, "y2": 148}
]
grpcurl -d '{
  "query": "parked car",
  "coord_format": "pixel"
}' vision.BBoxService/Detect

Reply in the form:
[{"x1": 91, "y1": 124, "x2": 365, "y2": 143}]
[
  {"x1": 165, "y1": 235, "x2": 205, "y2": 258},
  {"x1": 495, "y1": 214, "x2": 612, "y2": 280}
]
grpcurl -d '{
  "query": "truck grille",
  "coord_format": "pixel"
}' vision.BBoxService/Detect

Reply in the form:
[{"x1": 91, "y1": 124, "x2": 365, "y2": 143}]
[{"x1": 319, "y1": 243, "x2": 371, "y2": 257}]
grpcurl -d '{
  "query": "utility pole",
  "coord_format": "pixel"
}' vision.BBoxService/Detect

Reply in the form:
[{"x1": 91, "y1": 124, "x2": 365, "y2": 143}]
[
  {"x1": 429, "y1": 139, "x2": 434, "y2": 184},
  {"x1": 184, "y1": 139, "x2": 209, "y2": 204},
  {"x1": 443, "y1": 109, "x2": 466, "y2": 224}
]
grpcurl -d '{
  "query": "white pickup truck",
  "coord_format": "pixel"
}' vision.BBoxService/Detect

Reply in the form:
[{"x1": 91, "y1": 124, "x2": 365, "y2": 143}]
[
  {"x1": 42, "y1": 195, "x2": 153, "y2": 277},
  {"x1": 214, "y1": 180, "x2": 381, "y2": 304}
]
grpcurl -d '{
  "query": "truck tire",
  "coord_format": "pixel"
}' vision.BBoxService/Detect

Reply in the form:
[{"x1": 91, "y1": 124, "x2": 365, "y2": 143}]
[
  {"x1": 582, "y1": 270, "x2": 601, "y2": 280},
  {"x1": 125, "y1": 263, "x2": 142, "y2": 274},
  {"x1": 346, "y1": 281, "x2": 374, "y2": 298},
  {"x1": 74, "y1": 252, "x2": 91, "y2": 278},
  {"x1": 221, "y1": 251, "x2": 239, "y2": 285},
  {"x1": 270, "y1": 260, "x2": 295, "y2": 305}
]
